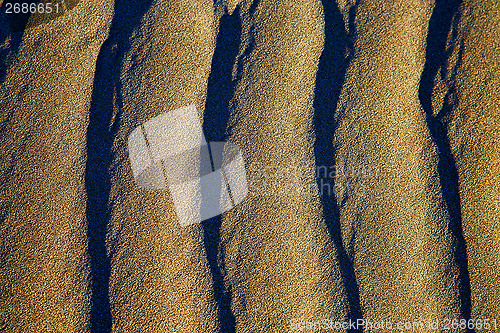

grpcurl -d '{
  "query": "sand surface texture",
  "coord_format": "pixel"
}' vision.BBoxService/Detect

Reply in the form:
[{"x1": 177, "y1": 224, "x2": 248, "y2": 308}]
[{"x1": 1, "y1": 0, "x2": 498, "y2": 332}]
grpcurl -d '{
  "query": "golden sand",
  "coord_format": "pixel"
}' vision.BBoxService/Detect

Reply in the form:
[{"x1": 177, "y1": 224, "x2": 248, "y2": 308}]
[{"x1": 0, "y1": 0, "x2": 498, "y2": 331}]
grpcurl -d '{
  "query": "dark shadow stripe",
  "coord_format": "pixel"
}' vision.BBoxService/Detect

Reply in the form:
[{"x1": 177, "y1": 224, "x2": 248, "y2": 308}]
[
  {"x1": 202, "y1": 6, "x2": 242, "y2": 333},
  {"x1": 313, "y1": 1, "x2": 364, "y2": 331},
  {"x1": 419, "y1": 0, "x2": 473, "y2": 329},
  {"x1": 0, "y1": 10, "x2": 24, "y2": 90},
  {"x1": 1, "y1": 0, "x2": 37, "y2": 32},
  {"x1": 85, "y1": 1, "x2": 153, "y2": 331}
]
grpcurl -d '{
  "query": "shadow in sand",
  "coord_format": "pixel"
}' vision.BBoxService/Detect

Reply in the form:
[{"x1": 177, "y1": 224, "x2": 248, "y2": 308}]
[
  {"x1": 419, "y1": 0, "x2": 473, "y2": 330},
  {"x1": 1, "y1": 0, "x2": 37, "y2": 32},
  {"x1": 85, "y1": 0, "x2": 153, "y2": 332},
  {"x1": 0, "y1": 3, "x2": 25, "y2": 90},
  {"x1": 201, "y1": 6, "x2": 242, "y2": 333},
  {"x1": 0, "y1": 0, "x2": 80, "y2": 125},
  {"x1": 313, "y1": 1, "x2": 364, "y2": 329}
]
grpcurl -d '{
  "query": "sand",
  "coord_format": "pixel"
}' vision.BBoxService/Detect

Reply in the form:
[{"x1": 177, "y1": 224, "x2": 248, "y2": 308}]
[{"x1": 0, "y1": 0, "x2": 498, "y2": 332}]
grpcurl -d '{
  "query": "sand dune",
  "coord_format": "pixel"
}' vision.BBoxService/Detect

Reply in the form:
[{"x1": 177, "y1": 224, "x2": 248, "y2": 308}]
[{"x1": 0, "y1": 0, "x2": 498, "y2": 332}]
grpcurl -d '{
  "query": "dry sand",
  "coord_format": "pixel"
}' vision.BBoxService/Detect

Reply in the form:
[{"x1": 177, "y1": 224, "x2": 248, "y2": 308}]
[{"x1": 0, "y1": 0, "x2": 498, "y2": 332}]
